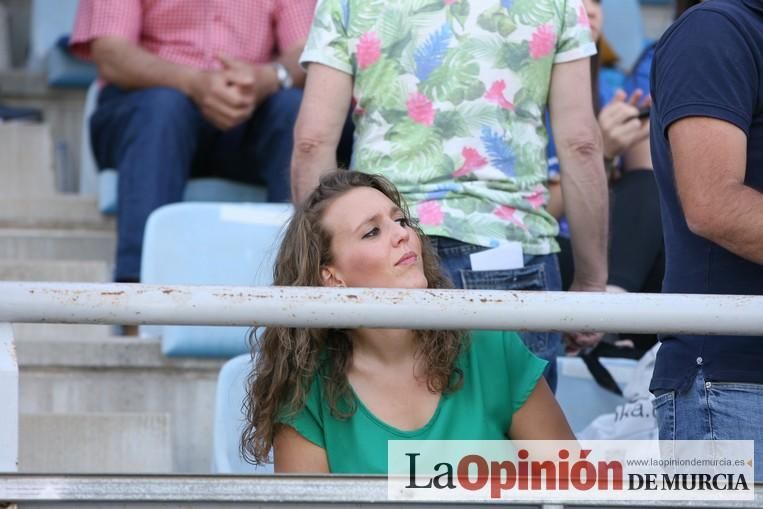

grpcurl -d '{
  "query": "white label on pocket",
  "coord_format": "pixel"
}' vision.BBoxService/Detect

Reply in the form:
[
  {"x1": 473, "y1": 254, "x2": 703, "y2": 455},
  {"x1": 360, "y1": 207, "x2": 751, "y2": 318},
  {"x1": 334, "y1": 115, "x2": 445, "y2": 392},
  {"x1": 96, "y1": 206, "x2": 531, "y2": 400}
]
[{"x1": 469, "y1": 242, "x2": 524, "y2": 271}]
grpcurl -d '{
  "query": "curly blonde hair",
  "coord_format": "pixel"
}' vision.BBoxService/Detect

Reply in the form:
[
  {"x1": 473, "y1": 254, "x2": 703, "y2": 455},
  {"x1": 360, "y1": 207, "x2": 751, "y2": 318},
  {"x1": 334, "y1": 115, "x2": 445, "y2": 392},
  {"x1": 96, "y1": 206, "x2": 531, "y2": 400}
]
[{"x1": 241, "y1": 171, "x2": 466, "y2": 465}]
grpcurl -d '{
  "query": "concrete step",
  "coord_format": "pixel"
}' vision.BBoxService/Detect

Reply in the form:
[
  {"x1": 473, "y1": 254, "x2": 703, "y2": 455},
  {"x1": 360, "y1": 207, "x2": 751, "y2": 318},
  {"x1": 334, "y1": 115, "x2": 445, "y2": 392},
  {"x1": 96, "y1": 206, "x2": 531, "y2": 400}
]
[
  {"x1": 0, "y1": 228, "x2": 115, "y2": 262},
  {"x1": 0, "y1": 196, "x2": 114, "y2": 230},
  {"x1": 19, "y1": 412, "x2": 173, "y2": 473},
  {"x1": 12, "y1": 323, "x2": 113, "y2": 342},
  {"x1": 0, "y1": 122, "x2": 56, "y2": 197},
  {"x1": 18, "y1": 335, "x2": 225, "y2": 473},
  {"x1": 0, "y1": 260, "x2": 109, "y2": 282}
]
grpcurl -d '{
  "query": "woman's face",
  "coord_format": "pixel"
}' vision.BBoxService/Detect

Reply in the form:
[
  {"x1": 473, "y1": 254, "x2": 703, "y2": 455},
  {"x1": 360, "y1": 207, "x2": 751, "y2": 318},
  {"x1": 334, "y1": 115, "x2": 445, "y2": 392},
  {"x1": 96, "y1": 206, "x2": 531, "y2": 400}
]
[
  {"x1": 320, "y1": 186, "x2": 427, "y2": 289},
  {"x1": 583, "y1": 0, "x2": 603, "y2": 42}
]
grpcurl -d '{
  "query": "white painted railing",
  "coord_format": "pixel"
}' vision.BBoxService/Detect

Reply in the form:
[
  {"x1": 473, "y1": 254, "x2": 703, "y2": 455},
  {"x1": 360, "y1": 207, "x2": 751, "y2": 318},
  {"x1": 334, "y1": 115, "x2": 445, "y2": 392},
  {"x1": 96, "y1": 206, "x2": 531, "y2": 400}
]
[
  {"x1": 1, "y1": 282, "x2": 761, "y2": 505},
  {"x1": 1, "y1": 282, "x2": 762, "y2": 333}
]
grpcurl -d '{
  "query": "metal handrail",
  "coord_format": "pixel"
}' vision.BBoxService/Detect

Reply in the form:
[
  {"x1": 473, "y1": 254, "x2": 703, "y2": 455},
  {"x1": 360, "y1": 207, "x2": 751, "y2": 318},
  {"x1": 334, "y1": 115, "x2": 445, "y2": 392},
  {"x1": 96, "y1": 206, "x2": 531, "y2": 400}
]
[{"x1": 1, "y1": 282, "x2": 762, "y2": 334}]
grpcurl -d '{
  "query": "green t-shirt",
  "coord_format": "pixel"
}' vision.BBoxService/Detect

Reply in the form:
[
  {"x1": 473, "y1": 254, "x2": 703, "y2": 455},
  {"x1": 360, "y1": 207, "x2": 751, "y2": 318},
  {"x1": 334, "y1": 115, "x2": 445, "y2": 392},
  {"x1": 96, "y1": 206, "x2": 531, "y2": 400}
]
[{"x1": 279, "y1": 330, "x2": 547, "y2": 474}]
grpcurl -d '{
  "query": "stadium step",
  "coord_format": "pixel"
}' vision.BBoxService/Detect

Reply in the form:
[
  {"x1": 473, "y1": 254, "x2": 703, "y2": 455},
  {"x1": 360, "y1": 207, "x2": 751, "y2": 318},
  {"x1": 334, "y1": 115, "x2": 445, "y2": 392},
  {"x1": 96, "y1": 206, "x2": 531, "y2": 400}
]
[
  {"x1": 19, "y1": 412, "x2": 173, "y2": 473},
  {"x1": 16, "y1": 333, "x2": 225, "y2": 473},
  {"x1": 0, "y1": 228, "x2": 115, "y2": 262},
  {"x1": 0, "y1": 122, "x2": 56, "y2": 197},
  {"x1": 0, "y1": 196, "x2": 114, "y2": 230},
  {"x1": 0, "y1": 259, "x2": 109, "y2": 282}
]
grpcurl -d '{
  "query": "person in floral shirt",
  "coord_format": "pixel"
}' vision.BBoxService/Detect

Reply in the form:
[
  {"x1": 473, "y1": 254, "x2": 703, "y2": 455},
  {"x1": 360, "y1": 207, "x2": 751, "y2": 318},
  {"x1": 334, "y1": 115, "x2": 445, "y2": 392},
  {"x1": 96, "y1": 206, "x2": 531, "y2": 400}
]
[{"x1": 291, "y1": 0, "x2": 609, "y2": 390}]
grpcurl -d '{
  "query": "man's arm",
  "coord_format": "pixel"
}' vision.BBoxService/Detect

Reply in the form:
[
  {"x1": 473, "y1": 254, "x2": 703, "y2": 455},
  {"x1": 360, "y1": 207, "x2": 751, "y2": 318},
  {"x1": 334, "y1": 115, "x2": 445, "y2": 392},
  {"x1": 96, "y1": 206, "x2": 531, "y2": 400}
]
[
  {"x1": 669, "y1": 116, "x2": 763, "y2": 265},
  {"x1": 291, "y1": 63, "x2": 353, "y2": 203},
  {"x1": 548, "y1": 58, "x2": 609, "y2": 291}
]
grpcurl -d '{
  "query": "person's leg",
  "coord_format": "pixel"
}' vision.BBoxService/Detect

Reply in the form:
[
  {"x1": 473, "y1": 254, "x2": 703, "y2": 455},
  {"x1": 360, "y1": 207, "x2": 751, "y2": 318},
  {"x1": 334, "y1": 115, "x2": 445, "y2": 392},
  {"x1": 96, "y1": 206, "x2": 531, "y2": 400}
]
[
  {"x1": 607, "y1": 169, "x2": 664, "y2": 293},
  {"x1": 235, "y1": 88, "x2": 304, "y2": 202},
  {"x1": 705, "y1": 378, "x2": 763, "y2": 481},
  {"x1": 428, "y1": 236, "x2": 562, "y2": 391},
  {"x1": 91, "y1": 86, "x2": 212, "y2": 281},
  {"x1": 653, "y1": 369, "x2": 763, "y2": 481}
]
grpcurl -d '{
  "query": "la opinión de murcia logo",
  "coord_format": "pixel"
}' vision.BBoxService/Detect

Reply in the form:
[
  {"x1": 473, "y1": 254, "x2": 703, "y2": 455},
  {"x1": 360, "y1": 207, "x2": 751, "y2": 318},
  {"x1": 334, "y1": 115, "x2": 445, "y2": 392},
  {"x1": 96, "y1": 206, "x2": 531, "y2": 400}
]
[{"x1": 403, "y1": 448, "x2": 750, "y2": 499}]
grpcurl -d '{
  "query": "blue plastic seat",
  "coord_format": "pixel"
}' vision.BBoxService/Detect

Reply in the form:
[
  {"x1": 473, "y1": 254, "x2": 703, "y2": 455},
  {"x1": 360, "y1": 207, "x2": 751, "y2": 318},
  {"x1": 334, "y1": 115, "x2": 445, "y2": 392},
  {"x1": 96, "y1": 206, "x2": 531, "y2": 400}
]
[
  {"x1": 555, "y1": 356, "x2": 637, "y2": 433},
  {"x1": 212, "y1": 353, "x2": 273, "y2": 473},
  {"x1": 141, "y1": 202, "x2": 293, "y2": 357}
]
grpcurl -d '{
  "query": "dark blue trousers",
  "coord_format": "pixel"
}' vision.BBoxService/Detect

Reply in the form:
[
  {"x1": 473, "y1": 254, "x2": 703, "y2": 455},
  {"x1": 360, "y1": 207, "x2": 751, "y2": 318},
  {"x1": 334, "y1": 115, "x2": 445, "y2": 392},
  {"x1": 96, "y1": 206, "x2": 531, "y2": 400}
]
[{"x1": 90, "y1": 85, "x2": 302, "y2": 282}]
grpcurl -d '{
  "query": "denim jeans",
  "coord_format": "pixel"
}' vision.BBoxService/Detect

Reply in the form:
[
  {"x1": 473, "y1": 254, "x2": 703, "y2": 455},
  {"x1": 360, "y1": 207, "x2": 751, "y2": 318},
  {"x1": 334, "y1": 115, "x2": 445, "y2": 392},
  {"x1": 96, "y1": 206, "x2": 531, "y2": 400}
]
[
  {"x1": 428, "y1": 236, "x2": 563, "y2": 392},
  {"x1": 653, "y1": 368, "x2": 763, "y2": 481}
]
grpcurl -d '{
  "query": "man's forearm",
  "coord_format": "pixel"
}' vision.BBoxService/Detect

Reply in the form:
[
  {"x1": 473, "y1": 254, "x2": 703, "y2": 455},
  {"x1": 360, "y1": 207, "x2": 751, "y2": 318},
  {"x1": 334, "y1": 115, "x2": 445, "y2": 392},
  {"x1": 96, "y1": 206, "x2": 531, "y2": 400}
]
[
  {"x1": 690, "y1": 184, "x2": 763, "y2": 265},
  {"x1": 290, "y1": 142, "x2": 338, "y2": 203},
  {"x1": 559, "y1": 150, "x2": 609, "y2": 288},
  {"x1": 91, "y1": 37, "x2": 198, "y2": 95}
]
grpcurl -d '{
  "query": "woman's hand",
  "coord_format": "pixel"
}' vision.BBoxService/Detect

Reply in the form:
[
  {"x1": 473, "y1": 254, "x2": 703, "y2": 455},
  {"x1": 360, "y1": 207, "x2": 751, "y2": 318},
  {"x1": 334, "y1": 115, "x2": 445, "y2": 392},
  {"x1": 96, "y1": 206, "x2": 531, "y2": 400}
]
[{"x1": 598, "y1": 89, "x2": 651, "y2": 160}]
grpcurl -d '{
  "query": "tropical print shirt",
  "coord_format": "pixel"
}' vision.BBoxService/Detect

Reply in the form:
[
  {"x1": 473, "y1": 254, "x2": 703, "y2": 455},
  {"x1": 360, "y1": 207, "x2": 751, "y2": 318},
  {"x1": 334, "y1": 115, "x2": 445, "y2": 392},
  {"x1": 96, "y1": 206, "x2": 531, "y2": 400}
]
[{"x1": 302, "y1": 0, "x2": 596, "y2": 253}]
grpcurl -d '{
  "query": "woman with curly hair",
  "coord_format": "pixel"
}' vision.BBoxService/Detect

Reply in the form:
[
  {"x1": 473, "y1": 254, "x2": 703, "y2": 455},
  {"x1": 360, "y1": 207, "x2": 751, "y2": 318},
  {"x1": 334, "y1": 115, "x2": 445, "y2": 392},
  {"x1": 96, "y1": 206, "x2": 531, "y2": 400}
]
[{"x1": 242, "y1": 171, "x2": 574, "y2": 474}]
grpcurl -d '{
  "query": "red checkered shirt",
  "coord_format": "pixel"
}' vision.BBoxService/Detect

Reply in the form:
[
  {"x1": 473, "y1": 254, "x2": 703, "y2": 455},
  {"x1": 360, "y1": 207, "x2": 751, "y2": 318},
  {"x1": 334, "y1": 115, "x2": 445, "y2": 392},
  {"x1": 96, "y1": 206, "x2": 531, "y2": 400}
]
[{"x1": 71, "y1": 0, "x2": 316, "y2": 69}]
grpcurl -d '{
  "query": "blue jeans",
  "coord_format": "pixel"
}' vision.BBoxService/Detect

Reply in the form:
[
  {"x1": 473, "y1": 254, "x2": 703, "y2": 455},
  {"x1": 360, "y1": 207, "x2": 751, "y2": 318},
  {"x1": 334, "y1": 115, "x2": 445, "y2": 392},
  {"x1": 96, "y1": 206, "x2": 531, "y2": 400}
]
[
  {"x1": 428, "y1": 236, "x2": 562, "y2": 392},
  {"x1": 653, "y1": 369, "x2": 763, "y2": 481},
  {"x1": 91, "y1": 86, "x2": 303, "y2": 282}
]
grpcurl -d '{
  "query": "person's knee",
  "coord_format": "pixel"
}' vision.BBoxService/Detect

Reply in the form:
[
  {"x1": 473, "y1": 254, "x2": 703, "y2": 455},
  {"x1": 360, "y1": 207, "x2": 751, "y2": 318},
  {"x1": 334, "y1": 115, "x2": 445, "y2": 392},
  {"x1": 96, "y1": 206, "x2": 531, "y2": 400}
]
[{"x1": 132, "y1": 87, "x2": 199, "y2": 123}]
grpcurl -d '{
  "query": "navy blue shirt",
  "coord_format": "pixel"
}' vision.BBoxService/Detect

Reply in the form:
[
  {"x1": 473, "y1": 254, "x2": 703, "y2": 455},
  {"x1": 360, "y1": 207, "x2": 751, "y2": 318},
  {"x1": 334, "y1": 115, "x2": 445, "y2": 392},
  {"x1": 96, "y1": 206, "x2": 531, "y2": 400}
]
[{"x1": 650, "y1": 0, "x2": 763, "y2": 391}]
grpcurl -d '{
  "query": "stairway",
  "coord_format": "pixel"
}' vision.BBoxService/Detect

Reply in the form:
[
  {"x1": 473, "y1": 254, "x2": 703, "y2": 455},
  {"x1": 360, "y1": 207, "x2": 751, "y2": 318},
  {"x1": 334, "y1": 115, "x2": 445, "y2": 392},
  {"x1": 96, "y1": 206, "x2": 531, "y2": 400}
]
[{"x1": 0, "y1": 121, "x2": 224, "y2": 474}]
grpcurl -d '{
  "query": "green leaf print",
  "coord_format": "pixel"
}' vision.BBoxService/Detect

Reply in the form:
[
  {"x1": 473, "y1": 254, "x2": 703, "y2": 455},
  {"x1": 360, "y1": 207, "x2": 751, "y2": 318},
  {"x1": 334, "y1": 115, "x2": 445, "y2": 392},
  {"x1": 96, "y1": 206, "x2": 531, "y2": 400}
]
[
  {"x1": 356, "y1": 58, "x2": 406, "y2": 110},
  {"x1": 449, "y1": 0, "x2": 470, "y2": 30},
  {"x1": 412, "y1": 0, "x2": 443, "y2": 14},
  {"x1": 420, "y1": 51, "x2": 485, "y2": 106},
  {"x1": 386, "y1": 119, "x2": 445, "y2": 177},
  {"x1": 508, "y1": 0, "x2": 556, "y2": 25},
  {"x1": 347, "y1": 0, "x2": 386, "y2": 37},
  {"x1": 498, "y1": 41, "x2": 530, "y2": 72},
  {"x1": 459, "y1": 103, "x2": 503, "y2": 132},
  {"x1": 519, "y1": 61, "x2": 553, "y2": 104},
  {"x1": 477, "y1": 7, "x2": 517, "y2": 38},
  {"x1": 433, "y1": 110, "x2": 470, "y2": 139}
]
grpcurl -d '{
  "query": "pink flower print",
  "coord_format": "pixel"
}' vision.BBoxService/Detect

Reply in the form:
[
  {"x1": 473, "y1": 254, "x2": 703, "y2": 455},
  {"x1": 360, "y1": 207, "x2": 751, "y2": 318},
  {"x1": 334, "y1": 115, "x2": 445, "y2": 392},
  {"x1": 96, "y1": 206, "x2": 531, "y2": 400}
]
[
  {"x1": 484, "y1": 80, "x2": 515, "y2": 111},
  {"x1": 578, "y1": 5, "x2": 590, "y2": 28},
  {"x1": 529, "y1": 24, "x2": 556, "y2": 59},
  {"x1": 357, "y1": 31, "x2": 381, "y2": 70},
  {"x1": 453, "y1": 147, "x2": 488, "y2": 177},
  {"x1": 407, "y1": 92, "x2": 436, "y2": 127},
  {"x1": 495, "y1": 205, "x2": 527, "y2": 230},
  {"x1": 417, "y1": 200, "x2": 444, "y2": 226},
  {"x1": 444, "y1": 0, "x2": 459, "y2": 4},
  {"x1": 526, "y1": 187, "x2": 546, "y2": 210}
]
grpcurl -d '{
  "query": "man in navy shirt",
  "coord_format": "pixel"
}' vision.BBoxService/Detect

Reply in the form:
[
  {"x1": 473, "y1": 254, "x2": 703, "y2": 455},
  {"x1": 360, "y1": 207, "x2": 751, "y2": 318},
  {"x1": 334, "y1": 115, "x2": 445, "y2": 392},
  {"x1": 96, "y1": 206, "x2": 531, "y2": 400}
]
[{"x1": 650, "y1": 0, "x2": 763, "y2": 480}]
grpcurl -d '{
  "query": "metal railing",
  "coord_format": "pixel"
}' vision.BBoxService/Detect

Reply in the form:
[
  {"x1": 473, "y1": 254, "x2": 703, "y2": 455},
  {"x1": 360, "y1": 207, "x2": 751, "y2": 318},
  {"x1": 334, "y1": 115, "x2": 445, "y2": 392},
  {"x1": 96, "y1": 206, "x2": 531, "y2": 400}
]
[{"x1": 1, "y1": 282, "x2": 762, "y2": 507}]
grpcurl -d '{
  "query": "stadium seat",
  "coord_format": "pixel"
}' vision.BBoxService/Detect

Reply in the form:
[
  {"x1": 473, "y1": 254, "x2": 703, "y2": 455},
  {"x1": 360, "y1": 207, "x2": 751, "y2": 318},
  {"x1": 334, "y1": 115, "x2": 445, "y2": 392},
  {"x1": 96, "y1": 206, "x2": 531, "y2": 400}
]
[
  {"x1": 212, "y1": 353, "x2": 273, "y2": 473},
  {"x1": 141, "y1": 202, "x2": 293, "y2": 357},
  {"x1": 555, "y1": 356, "x2": 637, "y2": 433}
]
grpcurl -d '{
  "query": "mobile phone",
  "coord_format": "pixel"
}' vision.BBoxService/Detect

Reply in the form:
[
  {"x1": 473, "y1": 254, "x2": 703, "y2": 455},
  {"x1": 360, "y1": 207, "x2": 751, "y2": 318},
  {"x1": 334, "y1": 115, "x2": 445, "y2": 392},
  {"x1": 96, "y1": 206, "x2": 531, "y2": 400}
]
[{"x1": 636, "y1": 107, "x2": 651, "y2": 119}]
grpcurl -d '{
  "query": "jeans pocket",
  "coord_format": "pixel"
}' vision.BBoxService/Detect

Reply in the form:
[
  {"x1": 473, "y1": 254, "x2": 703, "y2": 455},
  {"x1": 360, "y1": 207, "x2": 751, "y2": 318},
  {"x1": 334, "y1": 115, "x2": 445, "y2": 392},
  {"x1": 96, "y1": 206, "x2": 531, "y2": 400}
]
[
  {"x1": 652, "y1": 391, "x2": 675, "y2": 441},
  {"x1": 706, "y1": 382, "x2": 763, "y2": 440},
  {"x1": 459, "y1": 264, "x2": 546, "y2": 291}
]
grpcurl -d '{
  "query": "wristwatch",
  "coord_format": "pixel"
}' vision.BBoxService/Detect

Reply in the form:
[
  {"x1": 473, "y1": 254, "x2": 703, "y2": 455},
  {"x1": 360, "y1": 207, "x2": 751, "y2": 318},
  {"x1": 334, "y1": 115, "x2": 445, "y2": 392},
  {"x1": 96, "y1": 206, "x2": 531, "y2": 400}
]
[{"x1": 272, "y1": 62, "x2": 293, "y2": 89}]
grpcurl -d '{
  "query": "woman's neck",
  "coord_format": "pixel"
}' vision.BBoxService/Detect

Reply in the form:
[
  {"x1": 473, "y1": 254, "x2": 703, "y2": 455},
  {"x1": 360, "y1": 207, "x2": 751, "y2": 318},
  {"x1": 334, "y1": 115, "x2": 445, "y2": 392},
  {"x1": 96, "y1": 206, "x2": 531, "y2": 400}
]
[{"x1": 349, "y1": 328, "x2": 418, "y2": 366}]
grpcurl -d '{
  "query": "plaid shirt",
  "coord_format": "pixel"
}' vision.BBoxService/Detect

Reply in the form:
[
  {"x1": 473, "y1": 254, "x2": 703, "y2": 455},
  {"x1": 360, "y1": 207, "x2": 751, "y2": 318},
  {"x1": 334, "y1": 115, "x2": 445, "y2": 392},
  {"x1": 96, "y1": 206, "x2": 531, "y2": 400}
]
[{"x1": 71, "y1": 0, "x2": 316, "y2": 69}]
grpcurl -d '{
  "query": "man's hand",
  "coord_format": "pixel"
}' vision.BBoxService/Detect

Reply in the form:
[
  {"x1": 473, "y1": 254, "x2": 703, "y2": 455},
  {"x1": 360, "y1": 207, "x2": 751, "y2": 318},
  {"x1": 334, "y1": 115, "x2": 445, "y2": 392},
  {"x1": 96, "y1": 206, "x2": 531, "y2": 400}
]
[
  {"x1": 563, "y1": 279, "x2": 606, "y2": 353},
  {"x1": 598, "y1": 89, "x2": 651, "y2": 160},
  {"x1": 187, "y1": 55, "x2": 277, "y2": 131}
]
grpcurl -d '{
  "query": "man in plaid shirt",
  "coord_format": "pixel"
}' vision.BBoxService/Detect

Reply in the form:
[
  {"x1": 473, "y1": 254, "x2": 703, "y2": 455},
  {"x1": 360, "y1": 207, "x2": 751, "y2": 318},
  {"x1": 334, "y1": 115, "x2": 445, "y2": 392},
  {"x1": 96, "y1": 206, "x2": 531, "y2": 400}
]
[{"x1": 71, "y1": 0, "x2": 326, "y2": 283}]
